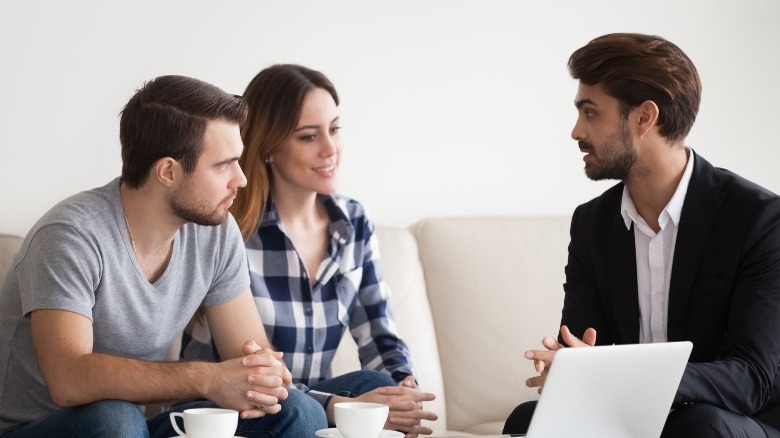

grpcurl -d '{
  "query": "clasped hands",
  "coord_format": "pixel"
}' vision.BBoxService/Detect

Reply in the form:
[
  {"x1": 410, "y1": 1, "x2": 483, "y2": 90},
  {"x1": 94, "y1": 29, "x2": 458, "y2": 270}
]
[
  {"x1": 524, "y1": 325, "x2": 597, "y2": 393},
  {"x1": 210, "y1": 340, "x2": 291, "y2": 419}
]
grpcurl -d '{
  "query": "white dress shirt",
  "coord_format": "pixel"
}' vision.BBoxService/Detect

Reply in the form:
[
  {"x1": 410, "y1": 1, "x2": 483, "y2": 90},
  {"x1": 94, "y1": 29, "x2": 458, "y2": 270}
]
[{"x1": 620, "y1": 148, "x2": 694, "y2": 343}]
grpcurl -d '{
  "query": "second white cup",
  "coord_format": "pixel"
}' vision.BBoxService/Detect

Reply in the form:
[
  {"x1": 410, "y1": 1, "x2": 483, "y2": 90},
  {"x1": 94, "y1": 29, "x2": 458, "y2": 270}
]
[{"x1": 334, "y1": 402, "x2": 389, "y2": 438}]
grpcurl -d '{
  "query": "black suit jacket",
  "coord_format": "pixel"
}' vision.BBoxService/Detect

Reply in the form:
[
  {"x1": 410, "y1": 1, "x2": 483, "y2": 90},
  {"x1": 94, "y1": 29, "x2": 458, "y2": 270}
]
[{"x1": 562, "y1": 151, "x2": 780, "y2": 424}]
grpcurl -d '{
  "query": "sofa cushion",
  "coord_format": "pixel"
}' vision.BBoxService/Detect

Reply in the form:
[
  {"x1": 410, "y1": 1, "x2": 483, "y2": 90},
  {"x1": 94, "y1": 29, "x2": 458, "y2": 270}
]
[
  {"x1": 0, "y1": 234, "x2": 23, "y2": 286},
  {"x1": 330, "y1": 226, "x2": 447, "y2": 433},
  {"x1": 413, "y1": 216, "x2": 571, "y2": 434}
]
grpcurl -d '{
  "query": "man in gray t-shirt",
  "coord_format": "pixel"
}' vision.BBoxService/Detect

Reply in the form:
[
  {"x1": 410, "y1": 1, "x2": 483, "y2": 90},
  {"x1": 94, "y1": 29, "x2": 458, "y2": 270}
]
[{"x1": 0, "y1": 75, "x2": 326, "y2": 437}]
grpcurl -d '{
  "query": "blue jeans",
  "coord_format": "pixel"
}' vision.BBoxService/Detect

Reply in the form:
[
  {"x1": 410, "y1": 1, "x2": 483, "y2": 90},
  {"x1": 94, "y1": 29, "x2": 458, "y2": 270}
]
[
  {"x1": 0, "y1": 389, "x2": 326, "y2": 438},
  {"x1": 0, "y1": 400, "x2": 149, "y2": 437},
  {"x1": 0, "y1": 372, "x2": 392, "y2": 438}
]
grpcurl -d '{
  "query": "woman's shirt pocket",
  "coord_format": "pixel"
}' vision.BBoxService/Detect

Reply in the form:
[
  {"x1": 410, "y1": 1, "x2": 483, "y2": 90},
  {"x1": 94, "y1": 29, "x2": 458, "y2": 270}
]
[{"x1": 335, "y1": 267, "x2": 363, "y2": 327}]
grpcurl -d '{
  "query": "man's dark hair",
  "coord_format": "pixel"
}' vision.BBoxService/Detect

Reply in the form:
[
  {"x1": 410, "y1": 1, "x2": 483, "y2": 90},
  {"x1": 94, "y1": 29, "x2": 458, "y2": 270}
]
[
  {"x1": 568, "y1": 33, "x2": 701, "y2": 142},
  {"x1": 119, "y1": 75, "x2": 248, "y2": 188}
]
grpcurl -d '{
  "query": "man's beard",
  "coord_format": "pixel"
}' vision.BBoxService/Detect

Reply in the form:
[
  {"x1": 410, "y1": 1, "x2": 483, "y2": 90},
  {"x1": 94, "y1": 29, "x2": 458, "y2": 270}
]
[
  {"x1": 170, "y1": 187, "x2": 231, "y2": 226},
  {"x1": 581, "y1": 118, "x2": 638, "y2": 181}
]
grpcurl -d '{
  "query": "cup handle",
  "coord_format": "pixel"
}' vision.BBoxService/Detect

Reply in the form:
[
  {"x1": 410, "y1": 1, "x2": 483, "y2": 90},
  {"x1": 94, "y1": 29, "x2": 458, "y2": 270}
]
[{"x1": 169, "y1": 412, "x2": 186, "y2": 436}]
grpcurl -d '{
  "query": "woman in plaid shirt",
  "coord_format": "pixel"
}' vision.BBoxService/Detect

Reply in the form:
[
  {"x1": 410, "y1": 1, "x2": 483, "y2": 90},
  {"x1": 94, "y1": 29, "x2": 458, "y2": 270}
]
[{"x1": 183, "y1": 64, "x2": 438, "y2": 436}]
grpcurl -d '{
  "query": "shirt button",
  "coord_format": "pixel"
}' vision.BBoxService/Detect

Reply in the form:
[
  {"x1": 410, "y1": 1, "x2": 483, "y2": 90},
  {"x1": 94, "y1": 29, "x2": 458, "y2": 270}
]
[
  {"x1": 306, "y1": 346, "x2": 313, "y2": 353},
  {"x1": 304, "y1": 307, "x2": 312, "y2": 315}
]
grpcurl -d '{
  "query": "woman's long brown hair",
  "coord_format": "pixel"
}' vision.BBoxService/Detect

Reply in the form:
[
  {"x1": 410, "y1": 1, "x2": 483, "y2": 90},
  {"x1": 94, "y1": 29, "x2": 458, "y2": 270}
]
[{"x1": 232, "y1": 64, "x2": 339, "y2": 241}]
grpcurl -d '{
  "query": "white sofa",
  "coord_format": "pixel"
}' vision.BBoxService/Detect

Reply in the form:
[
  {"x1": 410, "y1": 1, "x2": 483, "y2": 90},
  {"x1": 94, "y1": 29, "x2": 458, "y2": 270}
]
[{"x1": 0, "y1": 216, "x2": 572, "y2": 436}]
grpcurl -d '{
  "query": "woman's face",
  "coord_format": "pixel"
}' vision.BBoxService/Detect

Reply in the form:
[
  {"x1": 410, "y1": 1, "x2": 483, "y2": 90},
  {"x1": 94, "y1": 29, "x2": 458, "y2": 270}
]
[{"x1": 269, "y1": 87, "x2": 342, "y2": 197}]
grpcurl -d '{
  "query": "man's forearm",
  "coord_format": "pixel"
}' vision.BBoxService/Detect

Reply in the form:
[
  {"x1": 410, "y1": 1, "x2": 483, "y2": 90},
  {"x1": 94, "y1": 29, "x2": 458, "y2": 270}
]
[{"x1": 45, "y1": 352, "x2": 214, "y2": 407}]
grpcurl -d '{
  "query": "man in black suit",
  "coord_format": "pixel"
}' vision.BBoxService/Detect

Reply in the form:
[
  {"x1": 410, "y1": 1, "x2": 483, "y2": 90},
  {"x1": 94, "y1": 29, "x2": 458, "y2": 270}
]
[{"x1": 504, "y1": 33, "x2": 780, "y2": 437}]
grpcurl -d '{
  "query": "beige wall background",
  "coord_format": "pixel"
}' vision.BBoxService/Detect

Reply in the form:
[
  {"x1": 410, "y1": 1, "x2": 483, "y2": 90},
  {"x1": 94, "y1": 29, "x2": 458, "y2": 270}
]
[{"x1": 1, "y1": 0, "x2": 779, "y2": 236}]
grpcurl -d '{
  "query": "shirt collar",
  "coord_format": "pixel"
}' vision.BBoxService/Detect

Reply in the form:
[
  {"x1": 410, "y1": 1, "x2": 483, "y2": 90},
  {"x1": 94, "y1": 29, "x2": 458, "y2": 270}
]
[
  {"x1": 620, "y1": 147, "x2": 695, "y2": 230},
  {"x1": 260, "y1": 194, "x2": 352, "y2": 245}
]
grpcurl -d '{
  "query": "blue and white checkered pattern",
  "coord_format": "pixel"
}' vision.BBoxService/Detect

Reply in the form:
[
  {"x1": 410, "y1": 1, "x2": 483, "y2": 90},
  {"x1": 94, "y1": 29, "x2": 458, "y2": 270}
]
[{"x1": 182, "y1": 194, "x2": 414, "y2": 406}]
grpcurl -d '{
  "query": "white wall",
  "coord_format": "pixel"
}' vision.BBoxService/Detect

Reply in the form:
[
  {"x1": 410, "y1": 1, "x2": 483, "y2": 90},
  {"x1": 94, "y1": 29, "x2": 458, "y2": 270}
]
[{"x1": 2, "y1": 0, "x2": 779, "y2": 236}]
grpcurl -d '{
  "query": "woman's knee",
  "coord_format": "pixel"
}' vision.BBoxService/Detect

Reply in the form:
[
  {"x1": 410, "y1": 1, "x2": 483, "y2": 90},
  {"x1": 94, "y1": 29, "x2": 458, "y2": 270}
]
[
  {"x1": 279, "y1": 389, "x2": 328, "y2": 426},
  {"x1": 285, "y1": 390, "x2": 327, "y2": 417}
]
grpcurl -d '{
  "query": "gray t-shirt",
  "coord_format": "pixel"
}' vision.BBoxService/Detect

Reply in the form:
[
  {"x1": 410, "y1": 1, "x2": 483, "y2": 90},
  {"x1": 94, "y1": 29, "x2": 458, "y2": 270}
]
[{"x1": 0, "y1": 178, "x2": 250, "y2": 430}]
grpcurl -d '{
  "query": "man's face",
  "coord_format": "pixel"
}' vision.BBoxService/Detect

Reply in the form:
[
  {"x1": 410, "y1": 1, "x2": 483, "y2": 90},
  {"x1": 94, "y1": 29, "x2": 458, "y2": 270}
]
[
  {"x1": 571, "y1": 83, "x2": 638, "y2": 181},
  {"x1": 170, "y1": 119, "x2": 247, "y2": 225}
]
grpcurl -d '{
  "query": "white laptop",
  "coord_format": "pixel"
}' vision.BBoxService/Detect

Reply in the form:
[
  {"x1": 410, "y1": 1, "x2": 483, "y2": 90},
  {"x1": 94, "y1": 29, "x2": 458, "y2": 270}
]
[{"x1": 524, "y1": 341, "x2": 692, "y2": 438}]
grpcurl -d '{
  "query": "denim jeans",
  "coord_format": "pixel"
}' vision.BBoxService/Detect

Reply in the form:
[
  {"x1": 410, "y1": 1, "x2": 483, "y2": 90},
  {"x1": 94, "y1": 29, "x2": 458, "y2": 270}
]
[
  {"x1": 0, "y1": 389, "x2": 326, "y2": 438},
  {"x1": 0, "y1": 371, "x2": 393, "y2": 438},
  {"x1": 0, "y1": 400, "x2": 149, "y2": 438}
]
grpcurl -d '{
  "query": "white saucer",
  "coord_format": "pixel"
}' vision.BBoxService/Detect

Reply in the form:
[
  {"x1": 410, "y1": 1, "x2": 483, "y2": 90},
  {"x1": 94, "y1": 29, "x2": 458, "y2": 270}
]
[
  {"x1": 167, "y1": 436, "x2": 243, "y2": 438},
  {"x1": 315, "y1": 428, "x2": 403, "y2": 438}
]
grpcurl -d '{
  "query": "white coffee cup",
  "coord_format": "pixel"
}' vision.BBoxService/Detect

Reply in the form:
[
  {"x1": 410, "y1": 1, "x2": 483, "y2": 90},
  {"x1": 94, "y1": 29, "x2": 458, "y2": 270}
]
[
  {"x1": 169, "y1": 407, "x2": 238, "y2": 438},
  {"x1": 334, "y1": 402, "x2": 389, "y2": 438}
]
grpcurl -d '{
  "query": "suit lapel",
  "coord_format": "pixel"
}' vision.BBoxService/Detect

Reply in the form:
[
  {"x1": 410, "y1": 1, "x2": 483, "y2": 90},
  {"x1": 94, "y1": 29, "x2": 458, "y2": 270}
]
[
  {"x1": 607, "y1": 211, "x2": 640, "y2": 344},
  {"x1": 667, "y1": 152, "x2": 725, "y2": 339}
]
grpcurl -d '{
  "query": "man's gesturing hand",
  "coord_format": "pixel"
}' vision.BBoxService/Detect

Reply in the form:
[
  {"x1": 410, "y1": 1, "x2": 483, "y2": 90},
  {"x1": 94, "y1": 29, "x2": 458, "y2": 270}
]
[{"x1": 524, "y1": 325, "x2": 597, "y2": 393}]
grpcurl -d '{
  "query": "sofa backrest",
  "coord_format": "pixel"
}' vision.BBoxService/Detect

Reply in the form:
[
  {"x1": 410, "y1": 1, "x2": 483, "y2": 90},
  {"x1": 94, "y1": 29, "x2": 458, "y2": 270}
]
[
  {"x1": 0, "y1": 234, "x2": 23, "y2": 286},
  {"x1": 413, "y1": 216, "x2": 571, "y2": 433}
]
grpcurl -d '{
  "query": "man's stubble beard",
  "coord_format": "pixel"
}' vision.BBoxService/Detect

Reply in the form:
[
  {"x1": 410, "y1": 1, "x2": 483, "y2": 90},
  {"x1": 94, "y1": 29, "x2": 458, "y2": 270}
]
[{"x1": 582, "y1": 117, "x2": 638, "y2": 181}]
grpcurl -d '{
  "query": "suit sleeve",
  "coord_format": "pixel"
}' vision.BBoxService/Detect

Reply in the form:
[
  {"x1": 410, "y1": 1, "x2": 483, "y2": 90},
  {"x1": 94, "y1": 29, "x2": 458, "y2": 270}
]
[
  {"x1": 675, "y1": 199, "x2": 780, "y2": 414},
  {"x1": 560, "y1": 205, "x2": 614, "y2": 345}
]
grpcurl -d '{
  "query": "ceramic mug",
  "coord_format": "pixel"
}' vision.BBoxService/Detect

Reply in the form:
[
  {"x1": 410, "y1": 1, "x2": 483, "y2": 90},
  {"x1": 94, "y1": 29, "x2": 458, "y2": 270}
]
[
  {"x1": 169, "y1": 407, "x2": 238, "y2": 438},
  {"x1": 334, "y1": 402, "x2": 389, "y2": 438}
]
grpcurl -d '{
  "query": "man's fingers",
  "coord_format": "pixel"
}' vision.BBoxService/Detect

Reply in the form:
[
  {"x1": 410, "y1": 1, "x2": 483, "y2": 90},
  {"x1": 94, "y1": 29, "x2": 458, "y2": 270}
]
[
  {"x1": 241, "y1": 342, "x2": 284, "y2": 361},
  {"x1": 241, "y1": 353, "x2": 281, "y2": 367},
  {"x1": 241, "y1": 340, "x2": 265, "y2": 356},
  {"x1": 246, "y1": 390, "x2": 280, "y2": 407},
  {"x1": 559, "y1": 325, "x2": 592, "y2": 347},
  {"x1": 583, "y1": 327, "x2": 598, "y2": 346},
  {"x1": 239, "y1": 407, "x2": 266, "y2": 419},
  {"x1": 260, "y1": 403, "x2": 282, "y2": 414},
  {"x1": 246, "y1": 383, "x2": 287, "y2": 403},
  {"x1": 541, "y1": 336, "x2": 563, "y2": 351},
  {"x1": 239, "y1": 403, "x2": 281, "y2": 419},
  {"x1": 526, "y1": 372, "x2": 546, "y2": 389},
  {"x1": 282, "y1": 367, "x2": 293, "y2": 387},
  {"x1": 562, "y1": 325, "x2": 597, "y2": 346},
  {"x1": 525, "y1": 349, "x2": 555, "y2": 366}
]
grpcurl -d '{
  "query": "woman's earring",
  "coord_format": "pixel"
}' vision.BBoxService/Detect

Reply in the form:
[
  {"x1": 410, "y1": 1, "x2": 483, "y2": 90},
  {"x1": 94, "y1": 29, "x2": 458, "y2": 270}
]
[{"x1": 264, "y1": 156, "x2": 271, "y2": 164}]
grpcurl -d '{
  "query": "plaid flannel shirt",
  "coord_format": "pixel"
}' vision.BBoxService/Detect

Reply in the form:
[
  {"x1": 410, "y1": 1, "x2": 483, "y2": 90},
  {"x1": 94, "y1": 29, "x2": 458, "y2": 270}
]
[{"x1": 181, "y1": 194, "x2": 414, "y2": 407}]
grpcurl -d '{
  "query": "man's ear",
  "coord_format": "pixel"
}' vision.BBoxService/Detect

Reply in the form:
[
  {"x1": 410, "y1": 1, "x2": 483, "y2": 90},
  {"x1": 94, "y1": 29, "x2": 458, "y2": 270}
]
[
  {"x1": 636, "y1": 100, "x2": 660, "y2": 137},
  {"x1": 153, "y1": 157, "x2": 182, "y2": 188}
]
